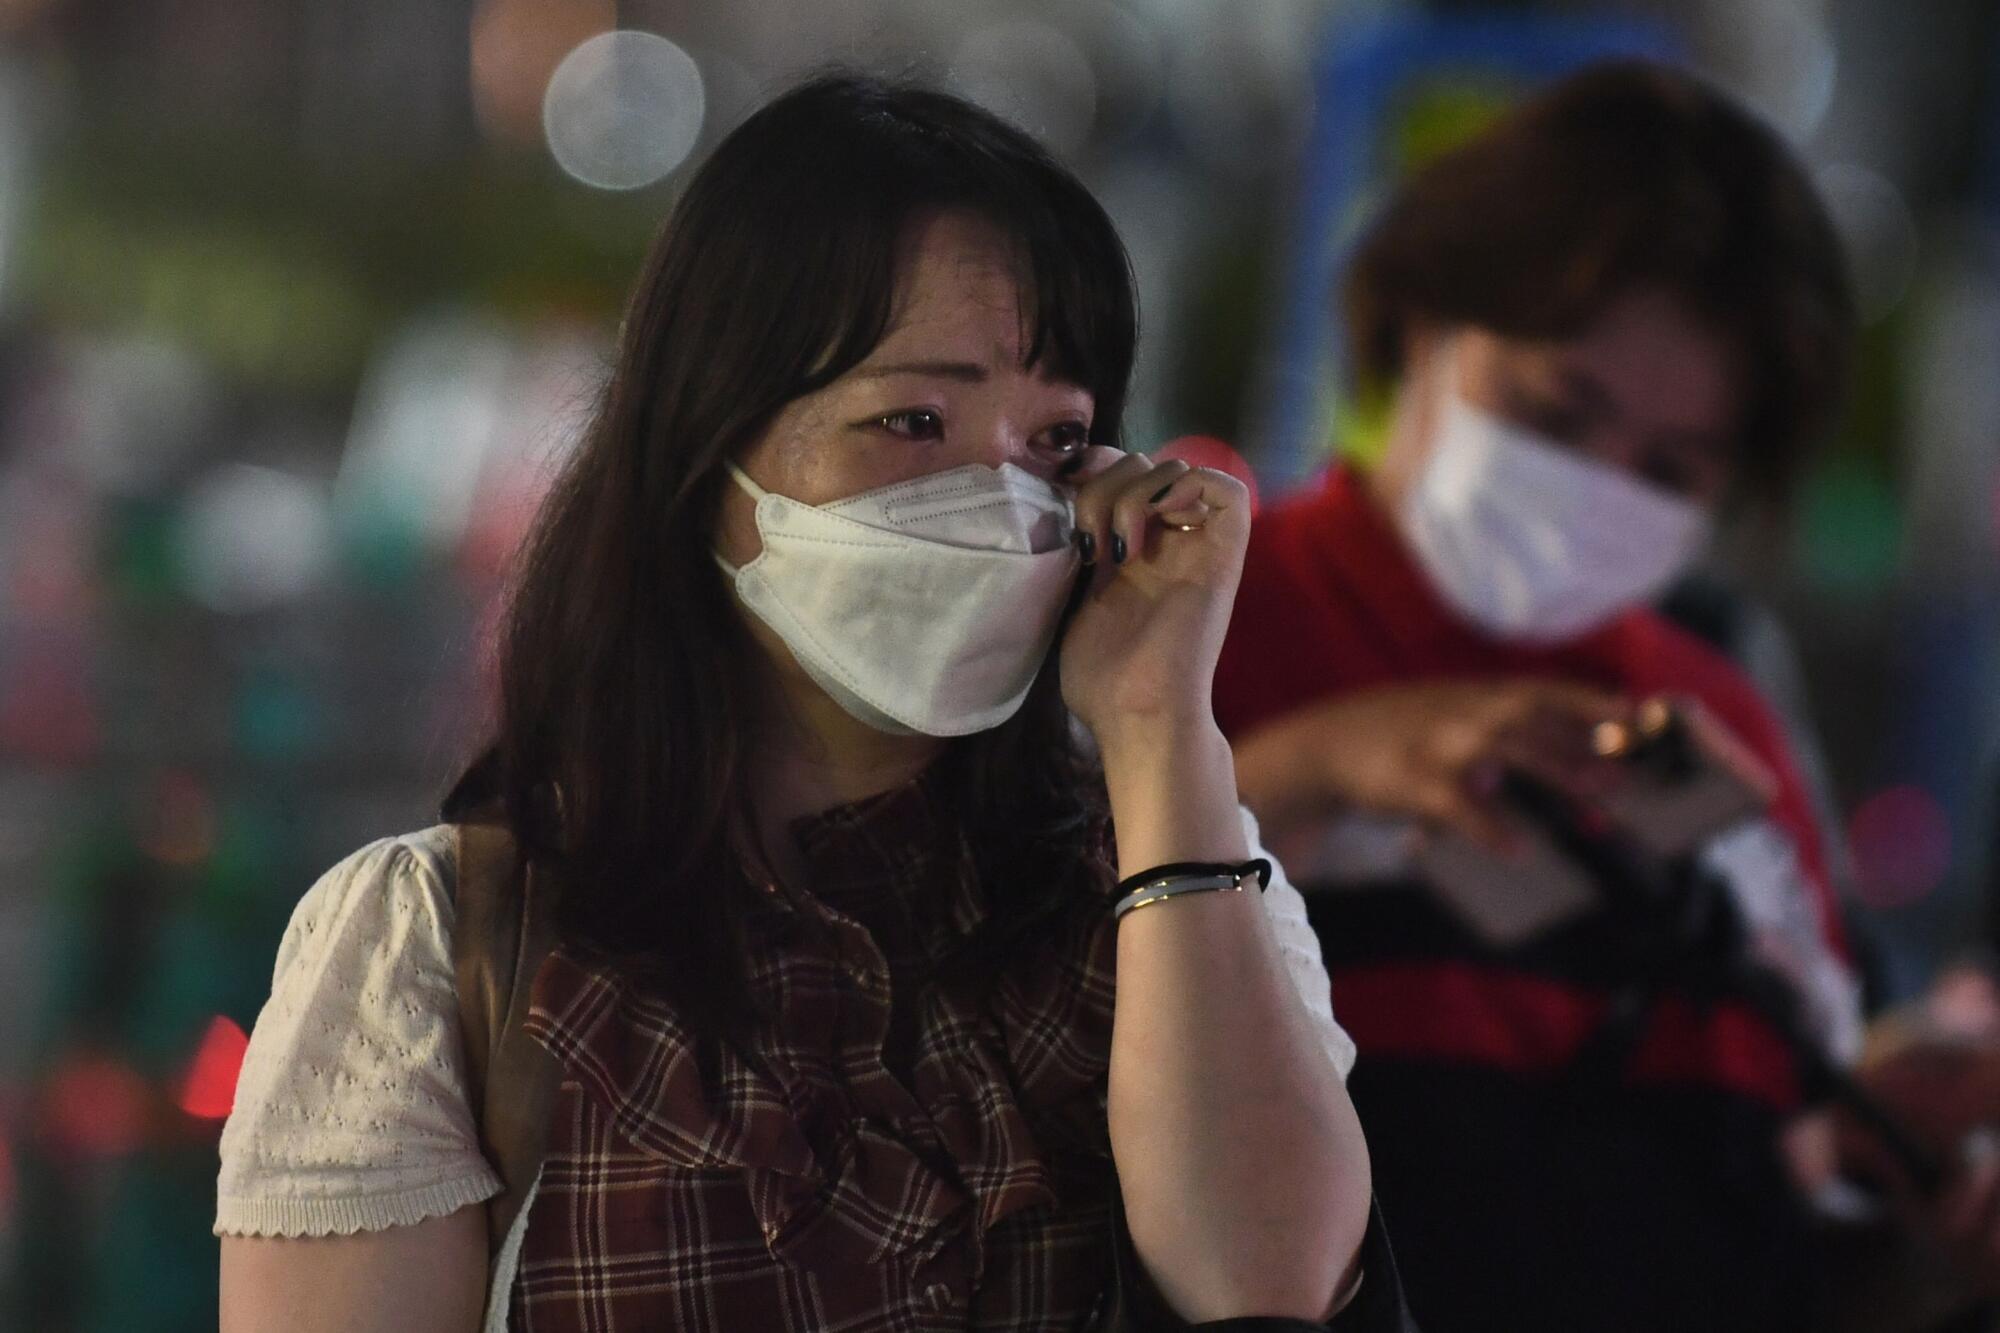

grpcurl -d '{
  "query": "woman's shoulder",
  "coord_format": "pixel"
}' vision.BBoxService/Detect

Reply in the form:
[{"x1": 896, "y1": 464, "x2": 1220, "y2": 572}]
[
  {"x1": 317, "y1": 822, "x2": 460, "y2": 913},
  {"x1": 216, "y1": 823, "x2": 500, "y2": 1239},
  {"x1": 264, "y1": 825, "x2": 459, "y2": 973}
]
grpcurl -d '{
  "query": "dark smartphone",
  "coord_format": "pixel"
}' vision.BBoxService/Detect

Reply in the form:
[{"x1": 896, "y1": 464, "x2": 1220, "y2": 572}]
[{"x1": 1419, "y1": 698, "x2": 1776, "y2": 946}]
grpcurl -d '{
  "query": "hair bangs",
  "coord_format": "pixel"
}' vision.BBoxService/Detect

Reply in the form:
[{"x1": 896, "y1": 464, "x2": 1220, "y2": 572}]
[{"x1": 785, "y1": 111, "x2": 1135, "y2": 440}]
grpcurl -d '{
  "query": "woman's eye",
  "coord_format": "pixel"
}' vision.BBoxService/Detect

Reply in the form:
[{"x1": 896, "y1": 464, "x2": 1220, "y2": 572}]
[
  {"x1": 1491, "y1": 381, "x2": 1584, "y2": 441},
  {"x1": 1042, "y1": 420, "x2": 1090, "y2": 455},
  {"x1": 875, "y1": 409, "x2": 945, "y2": 441}
]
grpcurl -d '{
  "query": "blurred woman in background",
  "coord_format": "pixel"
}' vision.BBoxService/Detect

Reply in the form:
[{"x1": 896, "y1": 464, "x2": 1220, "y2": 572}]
[{"x1": 1217, "y1": 60, "x2": 1983, "y2": 1332}]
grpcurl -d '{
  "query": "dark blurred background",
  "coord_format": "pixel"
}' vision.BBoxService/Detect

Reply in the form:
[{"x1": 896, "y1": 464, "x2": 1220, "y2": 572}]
[{"x1": 0, "y1": 0, "x2": 1996, "y2": 1327}]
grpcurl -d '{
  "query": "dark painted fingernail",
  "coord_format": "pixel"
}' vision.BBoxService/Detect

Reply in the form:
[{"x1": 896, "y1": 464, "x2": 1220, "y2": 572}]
[
  {"x1": 1059, "y1": 454, "x2": 1088, "y2": 478},
  {"x1": 1075, "y1": 530, "x2": 1096, "y2": 563},
  {"x1": 1148, "y1": 481, "x2": 1175, "y2": 504},
  {"x1": 1110, "y1": 532, "x2": 1126, "y2": 564}
]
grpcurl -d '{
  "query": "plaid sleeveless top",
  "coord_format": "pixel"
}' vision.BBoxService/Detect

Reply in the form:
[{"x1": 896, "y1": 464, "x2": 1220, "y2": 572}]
[{"x1": 507, "y1": 772, "x2": 1123, "y2": 1330}]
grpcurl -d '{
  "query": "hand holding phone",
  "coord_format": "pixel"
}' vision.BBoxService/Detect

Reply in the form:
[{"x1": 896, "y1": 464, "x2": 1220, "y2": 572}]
[{"x1": 1419, "y1": 695, "x2": 1777, "y2": 944}]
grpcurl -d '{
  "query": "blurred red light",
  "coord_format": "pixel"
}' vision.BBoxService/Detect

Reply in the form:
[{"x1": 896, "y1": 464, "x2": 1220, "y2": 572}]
[
  {"x1": 456, "y1": 462, "x2": 546, "y2": 582},
  {"x1": 144, "y1": 769, "x2": 216, "y2": 866},
  {"x1": 5, "y1": 497, "x2": 95, "y2": 620},
  {"x1": 0, "y1": 653, "x2": 99, "y2": 765},
  {"x1": 40, "y1": 1055, "x2": 150, "y2": 1157},
  {"x1": 176, "y1": 1015, "x2": 249, "y2": 1121},
  {"x1": 1848, "y1": 785, "x2": 1953, "y2": 910}
]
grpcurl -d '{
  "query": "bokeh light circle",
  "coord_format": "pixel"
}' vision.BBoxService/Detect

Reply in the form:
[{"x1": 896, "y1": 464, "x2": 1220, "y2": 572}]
[
  {"x1": 179, "y1": 463, "x2": 334, "y2": 614},
  {"x1": 1848, "y1": 784, "x2": 1953, "y2": 910},
  {"x1": 543, "y1": 30, "x2": 705, "y2": 191}
]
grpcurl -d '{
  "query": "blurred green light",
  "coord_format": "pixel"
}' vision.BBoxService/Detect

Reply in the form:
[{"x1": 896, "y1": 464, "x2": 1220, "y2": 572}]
[
  {"x1": 338, "y1": 503, "x2": 428, "y2": 590},
  {"x1": 1388, "y1": 78, "x2": 1514, "y2": 175},
  {"x1": 1796, "y1": 456, "x2": 1901, "y2": 593},
  {"x1": 233, "y1": 670, "x2": 324, "y2": 761},
  {"x1": 104, "y1": 498, "x2": 184, "y2": 609}
]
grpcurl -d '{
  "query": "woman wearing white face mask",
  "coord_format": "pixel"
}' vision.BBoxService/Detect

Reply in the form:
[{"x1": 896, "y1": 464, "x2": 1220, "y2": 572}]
[
  {"x1": 1214, "y1": 61, "x2": 1903, "y2": 1333},
  {"x1": 214, "y1": 75, "x2": 1403, "y2": 1333}
]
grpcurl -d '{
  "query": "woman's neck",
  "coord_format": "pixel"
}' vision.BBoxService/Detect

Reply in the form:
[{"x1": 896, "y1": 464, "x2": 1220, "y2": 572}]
[
  {"x1": 763, "y1": 697, "x2": 942, "y2": 819},
  {"x1": 748, "y1": 646, "x2": 944, "y2": 886}
]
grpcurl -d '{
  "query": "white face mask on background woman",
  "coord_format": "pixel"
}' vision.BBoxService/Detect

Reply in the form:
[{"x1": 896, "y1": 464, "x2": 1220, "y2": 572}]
[
  {"x1": 716, "y1": 461, "x2": 1080, "y2": 736},
  {"x1": 1396, "y1": 371, "x2": 1713, "y2": 643}
]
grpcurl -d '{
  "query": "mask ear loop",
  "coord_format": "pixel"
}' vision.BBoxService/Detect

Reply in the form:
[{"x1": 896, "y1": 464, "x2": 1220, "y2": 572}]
[
  {"x1": 726, "y1": 461, "x2": 770, "y2": 502},
  {"x1": 714, "y1": 462, "x2": 771, "y2": 578}
]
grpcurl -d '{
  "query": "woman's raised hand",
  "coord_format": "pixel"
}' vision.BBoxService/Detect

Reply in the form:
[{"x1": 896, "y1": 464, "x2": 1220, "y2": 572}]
[{"x1": 1056, "y1": 446, "x2": 1250, "y2": 754}]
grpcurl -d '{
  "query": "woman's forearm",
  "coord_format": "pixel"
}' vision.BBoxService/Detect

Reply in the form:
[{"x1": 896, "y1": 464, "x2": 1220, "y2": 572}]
[{"x1": 1100, "y1": 718, "x2": 1371, "y2": 1322}]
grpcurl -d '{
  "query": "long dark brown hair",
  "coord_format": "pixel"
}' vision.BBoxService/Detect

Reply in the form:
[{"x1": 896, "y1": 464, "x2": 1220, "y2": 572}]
[
  {"x1": 445, "y1": 73, "x2": 1136, "y2": 1036},
  {"x1": 1345, "y1": 59, "x2": 1854, "y2": 500}
]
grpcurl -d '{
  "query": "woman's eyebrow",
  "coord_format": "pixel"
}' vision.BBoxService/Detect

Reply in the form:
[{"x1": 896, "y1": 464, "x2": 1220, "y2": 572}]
[{"x1": 852, "y1": 359, "x2": 990, "y2": 383}]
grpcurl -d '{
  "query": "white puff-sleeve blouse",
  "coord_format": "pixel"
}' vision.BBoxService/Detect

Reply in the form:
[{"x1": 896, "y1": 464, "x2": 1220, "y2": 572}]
[{"x1": 214, "y1": 825, "x2": 503, "y2": 1238}]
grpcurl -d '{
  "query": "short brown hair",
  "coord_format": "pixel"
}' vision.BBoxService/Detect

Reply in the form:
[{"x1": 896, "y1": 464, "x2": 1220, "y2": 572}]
[{"x1": 1344, "y1": 60, "x2": 1853, "y2": 499}]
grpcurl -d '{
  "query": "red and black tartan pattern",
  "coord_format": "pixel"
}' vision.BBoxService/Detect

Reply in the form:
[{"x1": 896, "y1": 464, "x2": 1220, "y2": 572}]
[{"x1": 510, "y1": 773, "x2": 1125, "y2": 1331}]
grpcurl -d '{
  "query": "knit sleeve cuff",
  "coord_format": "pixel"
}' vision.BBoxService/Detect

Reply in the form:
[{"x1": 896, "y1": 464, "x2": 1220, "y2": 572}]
[{"x1": 214, "y1": 1169, "x2": 502, "y2": 1238}]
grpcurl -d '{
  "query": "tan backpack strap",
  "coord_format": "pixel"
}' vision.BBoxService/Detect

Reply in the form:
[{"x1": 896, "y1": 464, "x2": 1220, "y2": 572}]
[{"x1": 452, "y1": 818, "x2": 563, "y2": 1260}]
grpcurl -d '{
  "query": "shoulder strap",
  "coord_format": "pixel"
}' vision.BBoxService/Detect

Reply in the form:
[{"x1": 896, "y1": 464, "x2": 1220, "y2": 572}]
[{"x1": 451, "y1": 818, "x2": 563, "y2": 1259}]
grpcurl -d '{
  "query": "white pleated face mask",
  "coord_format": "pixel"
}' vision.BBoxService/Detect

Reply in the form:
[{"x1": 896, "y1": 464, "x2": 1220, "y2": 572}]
[
  {"x1": 1398, "y1": 377, "x2": 1713, "y2": 643},
  {"x1": 716, "y1": 461, "x2": 1081, "y2": 736}
]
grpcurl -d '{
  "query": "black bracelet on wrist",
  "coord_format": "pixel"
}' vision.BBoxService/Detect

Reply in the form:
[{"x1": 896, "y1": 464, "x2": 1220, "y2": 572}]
[
  {"x1": 1112, "y1": 858, "x2": 1273, "y2": 921},
  {"x1": 1114, "y1": 858, "x2": 1273, "y2": 898}
]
